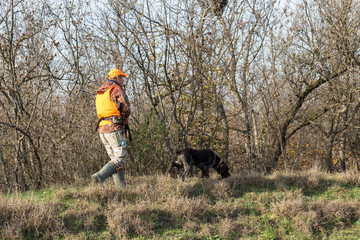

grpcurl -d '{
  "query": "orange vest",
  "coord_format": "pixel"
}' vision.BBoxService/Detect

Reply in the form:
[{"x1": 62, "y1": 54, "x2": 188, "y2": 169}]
[{"x1": 96, "y1": 86, "x2": 120, "y2": 126}]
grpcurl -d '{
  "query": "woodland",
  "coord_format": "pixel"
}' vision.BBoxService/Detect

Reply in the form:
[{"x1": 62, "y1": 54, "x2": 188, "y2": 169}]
[{"x1": 1, "y1": 0, "x2": 360, "y2": 193}]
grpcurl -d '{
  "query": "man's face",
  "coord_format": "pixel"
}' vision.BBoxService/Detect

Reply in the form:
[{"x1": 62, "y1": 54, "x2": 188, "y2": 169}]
[{"x1": 116, "y1": 75, "x2": 124, "y2": 86}]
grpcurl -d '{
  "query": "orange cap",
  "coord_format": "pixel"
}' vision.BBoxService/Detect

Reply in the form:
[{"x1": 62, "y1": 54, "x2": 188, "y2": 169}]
[{"x1": 108, "y1": 68, "x2": 128, "y2": 79}]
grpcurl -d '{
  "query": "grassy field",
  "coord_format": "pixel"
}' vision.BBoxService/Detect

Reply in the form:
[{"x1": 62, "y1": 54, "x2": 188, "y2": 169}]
[{"x1": 1, "y1": 170, "x2": 360, "y2": 239}]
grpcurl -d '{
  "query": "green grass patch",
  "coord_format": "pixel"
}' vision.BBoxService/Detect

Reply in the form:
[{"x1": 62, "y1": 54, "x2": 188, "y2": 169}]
[{"x1": 18, "y1": 187, "x2": 56, "y2": 203}]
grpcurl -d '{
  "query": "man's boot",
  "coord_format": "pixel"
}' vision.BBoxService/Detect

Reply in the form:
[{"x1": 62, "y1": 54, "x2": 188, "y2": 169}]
[
  {"x1": 112, "y1": 169, "x2": 126, "y2": 189},
  {"x1": 91, "y1": 162, "x2": 117, "y2": 186}
]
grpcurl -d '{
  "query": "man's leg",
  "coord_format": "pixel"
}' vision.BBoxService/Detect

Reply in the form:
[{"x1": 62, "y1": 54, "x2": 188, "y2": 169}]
[
  {"x1": 105, "y1": 130, "x2": 127, "y2": 189},
  {"x1": 91, "y1": 162, "x2": 117, "y2": 185},
  {"x1": 112, "y1": 169, "x2": 126, "y2": 188},
  {"x1": 91, "y1": 132, "x2": 120, "y2": 186}
]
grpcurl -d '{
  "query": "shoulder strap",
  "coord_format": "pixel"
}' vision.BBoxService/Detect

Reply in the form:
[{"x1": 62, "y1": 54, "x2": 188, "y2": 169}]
[{"x1": 109, "y1": 80, "x2": 121, "y2": 88}]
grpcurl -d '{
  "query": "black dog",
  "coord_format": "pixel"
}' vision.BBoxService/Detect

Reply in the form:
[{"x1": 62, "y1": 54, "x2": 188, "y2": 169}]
[{"x1": 168, "y1": 148, "x2": 230, "y2": 182}]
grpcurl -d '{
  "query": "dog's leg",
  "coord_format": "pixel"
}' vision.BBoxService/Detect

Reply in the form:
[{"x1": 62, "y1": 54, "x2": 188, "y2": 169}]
[
  {"x1": 167, "y1": 162, "x2": 174, "y2": 175},
  {"x1": 181, "y1": 154, "x2": 193, "y2": 182},
  {"x1": 182, "y1": 164, "x2": 189, "y2": 182},
  {"x1": 200, "y1": 165, "x2": 210, "y2": 178},
  {"x1": 171, "y1": 162, "x2": 182, "y2": 178},
  {"x1": 175, "y1": 167, "x2": 181, "y2": 178},
  {"x1": 182, "y1": 161, "x2": 192, "y2": 182},
  {"x1": 196, "y1": 162, "x2": 209, "y2": 178}
]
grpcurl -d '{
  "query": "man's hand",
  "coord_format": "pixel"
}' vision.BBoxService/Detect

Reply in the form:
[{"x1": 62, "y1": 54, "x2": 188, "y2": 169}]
[{"x1": 125, "y1": 123, "x2": 132, "y2": 141}]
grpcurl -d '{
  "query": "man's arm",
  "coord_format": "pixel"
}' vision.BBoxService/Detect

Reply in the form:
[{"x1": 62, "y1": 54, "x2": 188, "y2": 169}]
[
  {"x1": 118, "y1": 93, "x2": 131, "y2": 118},
  {"x1": 111, "y1": 87, "x2": 132, "y2": 140},
  {"x1": 110, "y1": 87, "x2": 131, "y2": 118}
]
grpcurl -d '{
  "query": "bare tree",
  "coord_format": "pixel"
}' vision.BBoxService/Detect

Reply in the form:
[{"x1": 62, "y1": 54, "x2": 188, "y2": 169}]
[
  {"x1": 0, "y1": 0, "x2": 101, "y2": 193},
  {"x1": 265, "y1": 0, "x2": 360, "y2": 171},
  {"x1": 0, "y1": 0, "x2": 59, "y2": 192}
]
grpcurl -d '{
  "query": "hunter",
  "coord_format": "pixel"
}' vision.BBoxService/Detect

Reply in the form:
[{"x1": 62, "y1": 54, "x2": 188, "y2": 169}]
[{"x1": 91, "y1": 68, "x2": 131, "y2": 189}]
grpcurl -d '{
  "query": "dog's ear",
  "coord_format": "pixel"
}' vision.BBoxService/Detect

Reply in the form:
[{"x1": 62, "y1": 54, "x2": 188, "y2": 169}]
[
  {"x1": 219, "y1": 163, "x2": 226, "y2": 172},
  {"x1": 219, "y1": 163, "x2": 230, "y2": 178}
]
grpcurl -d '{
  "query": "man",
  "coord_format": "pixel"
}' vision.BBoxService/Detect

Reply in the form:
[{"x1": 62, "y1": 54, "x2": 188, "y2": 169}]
[{"x1": 91, "y1": 68, "x2": 131, "y2": 189}]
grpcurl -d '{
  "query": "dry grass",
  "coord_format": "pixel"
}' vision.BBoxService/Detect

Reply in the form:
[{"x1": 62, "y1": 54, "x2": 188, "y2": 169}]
[
  {"x1": 0, "y1": 195, "x2": 65, "y2": 239},
  {"x1": 1, "y1": 170, "x2": 360, "y2": 239}
]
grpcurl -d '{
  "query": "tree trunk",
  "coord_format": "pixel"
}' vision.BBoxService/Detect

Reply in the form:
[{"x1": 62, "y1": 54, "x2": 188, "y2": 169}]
[
  {"x1": 339, "y1": 134, "x2": 346, "y2": 172},
  {"x1": 325, "y1": 136, "x2": 335, "y2": 173}
]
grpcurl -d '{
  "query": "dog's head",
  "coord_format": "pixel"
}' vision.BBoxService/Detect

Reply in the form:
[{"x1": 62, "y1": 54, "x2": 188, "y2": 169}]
[{"x1": 217, "y1": 162, "x2": 230, "y2": 178}]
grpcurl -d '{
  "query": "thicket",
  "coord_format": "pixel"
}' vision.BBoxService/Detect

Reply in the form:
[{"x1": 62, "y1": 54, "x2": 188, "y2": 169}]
[{"x1": 1, "y1": 0, "x2": 360, "y2": 193}]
